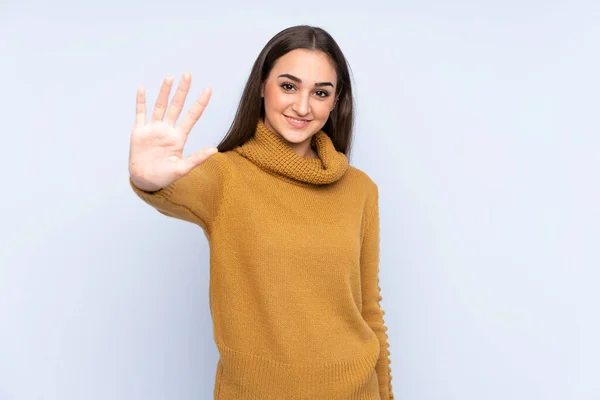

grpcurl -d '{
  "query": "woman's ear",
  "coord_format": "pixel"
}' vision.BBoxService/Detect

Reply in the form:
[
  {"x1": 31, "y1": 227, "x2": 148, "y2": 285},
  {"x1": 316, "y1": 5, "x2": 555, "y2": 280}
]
[{"x1": 260, "y1": 82, "x2": 265, "y2": 98}]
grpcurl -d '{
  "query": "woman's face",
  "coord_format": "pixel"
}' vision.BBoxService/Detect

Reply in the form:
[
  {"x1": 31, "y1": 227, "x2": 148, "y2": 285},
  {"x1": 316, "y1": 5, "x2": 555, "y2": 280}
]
[{"x1": 261, "y1": 49, "x2": 338, "y2": 156}]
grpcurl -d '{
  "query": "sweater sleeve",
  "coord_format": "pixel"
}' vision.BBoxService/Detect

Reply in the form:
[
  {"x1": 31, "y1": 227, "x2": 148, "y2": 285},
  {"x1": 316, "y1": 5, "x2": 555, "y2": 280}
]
[
  {"x1": 360, "y1": 183, "x2": 394, "y2": 399},
  {"x1": 129, "y1": 152, "x2": 231, "y2": 234}
]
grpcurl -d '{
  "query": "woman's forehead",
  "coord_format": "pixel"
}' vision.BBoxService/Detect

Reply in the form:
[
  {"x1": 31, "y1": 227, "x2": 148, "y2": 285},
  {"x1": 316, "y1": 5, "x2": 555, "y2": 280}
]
[{"x1": 270, "y1": 49, "x2": 337, "y2": 83}]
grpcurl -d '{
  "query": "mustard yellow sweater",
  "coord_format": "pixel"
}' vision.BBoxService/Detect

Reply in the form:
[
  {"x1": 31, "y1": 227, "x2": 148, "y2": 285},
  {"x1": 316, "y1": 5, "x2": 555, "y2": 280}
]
[{"x1": 130, "y1": 119, "x2": 394, "y2": 399}]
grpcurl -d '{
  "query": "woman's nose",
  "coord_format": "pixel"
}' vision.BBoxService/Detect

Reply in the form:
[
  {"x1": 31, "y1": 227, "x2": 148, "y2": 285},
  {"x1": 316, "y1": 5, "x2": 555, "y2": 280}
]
[{"x1": 292, "y1": 94, "x2": 311, "y2": 116}]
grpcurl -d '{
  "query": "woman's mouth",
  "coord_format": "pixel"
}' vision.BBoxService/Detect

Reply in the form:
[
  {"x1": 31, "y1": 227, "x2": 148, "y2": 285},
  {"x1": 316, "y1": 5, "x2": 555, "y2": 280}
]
[{"x1": 284, "y1": 115, "x2": 311, "y2": 129}]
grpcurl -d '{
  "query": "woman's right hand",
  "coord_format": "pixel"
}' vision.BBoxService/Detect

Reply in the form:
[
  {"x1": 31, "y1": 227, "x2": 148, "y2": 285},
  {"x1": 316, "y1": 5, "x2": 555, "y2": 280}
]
[{"x1": 128, "y1": 73, "x2": 219, "y2": 192}]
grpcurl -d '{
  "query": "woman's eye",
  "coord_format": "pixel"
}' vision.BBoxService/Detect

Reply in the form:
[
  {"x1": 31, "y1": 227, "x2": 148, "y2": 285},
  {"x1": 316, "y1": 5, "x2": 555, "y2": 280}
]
[{"x1": 280, "y1": 83, "x2": 329, "y2": 98}]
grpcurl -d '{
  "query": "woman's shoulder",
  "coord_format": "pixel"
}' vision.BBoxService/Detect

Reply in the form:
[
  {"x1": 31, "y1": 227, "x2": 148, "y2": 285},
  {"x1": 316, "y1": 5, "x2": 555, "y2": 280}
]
[
  {"x1": 344, "y1": 165, "x2": 379, "y2": 194},
  {"x1": 200, "y1": 149, "x2": 241, "y2": 173}
]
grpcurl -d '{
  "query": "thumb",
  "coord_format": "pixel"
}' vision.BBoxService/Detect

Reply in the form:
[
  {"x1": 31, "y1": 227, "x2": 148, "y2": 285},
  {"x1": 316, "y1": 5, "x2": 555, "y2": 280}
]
[{"x1": 182, "y1": 146, "x2": 219, "y2": 173}]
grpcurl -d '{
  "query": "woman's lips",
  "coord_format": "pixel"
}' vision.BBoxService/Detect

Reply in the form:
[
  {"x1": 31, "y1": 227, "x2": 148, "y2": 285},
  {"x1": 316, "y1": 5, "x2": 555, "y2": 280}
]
[{"x1": 284, "y1": 115, "x2": 311, "y2": 129}]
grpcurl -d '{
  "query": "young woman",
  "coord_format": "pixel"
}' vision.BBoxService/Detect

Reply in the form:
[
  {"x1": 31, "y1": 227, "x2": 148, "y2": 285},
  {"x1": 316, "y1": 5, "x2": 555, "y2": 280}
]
[{"x1": 128, "y1": 25, "x2": 394, "y2": 400}]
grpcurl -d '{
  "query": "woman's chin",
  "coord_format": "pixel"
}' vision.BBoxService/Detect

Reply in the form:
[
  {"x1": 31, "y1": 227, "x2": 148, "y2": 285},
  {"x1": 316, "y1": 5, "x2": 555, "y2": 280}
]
[{"x1": 278, "y1": 128, "x2": 312, "y2": 144}]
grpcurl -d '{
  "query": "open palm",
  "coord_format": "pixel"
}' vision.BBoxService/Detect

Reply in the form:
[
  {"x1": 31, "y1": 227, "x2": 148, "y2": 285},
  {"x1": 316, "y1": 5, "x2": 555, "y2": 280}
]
[{"x1": 128, "y1": 73, "x2": 218, "y2": 192}]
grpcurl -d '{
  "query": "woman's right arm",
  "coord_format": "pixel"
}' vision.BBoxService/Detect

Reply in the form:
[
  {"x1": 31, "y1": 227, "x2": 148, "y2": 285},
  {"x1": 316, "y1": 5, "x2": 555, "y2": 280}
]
[{"x1": 128, "y1": 73, "x2": 228, "y2": 233}]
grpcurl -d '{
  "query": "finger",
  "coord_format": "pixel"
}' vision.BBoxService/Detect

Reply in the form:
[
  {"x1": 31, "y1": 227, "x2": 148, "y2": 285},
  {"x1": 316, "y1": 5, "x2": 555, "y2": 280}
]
[
  {"x1": 165, "y1": 72, "x2": 192, "y2": 125},
  {"x1": 135, "y1": 86, "x2": 146, "y2": 127},
  {"x1": 178, "y1": 87, "x2": 212, "y2": 136},
  {"x1": 179, "y1": 146, "x2": 219, "y2": 175},
  {"x1": 151, "y1": 76, "x2": 174, "y2": 122}
]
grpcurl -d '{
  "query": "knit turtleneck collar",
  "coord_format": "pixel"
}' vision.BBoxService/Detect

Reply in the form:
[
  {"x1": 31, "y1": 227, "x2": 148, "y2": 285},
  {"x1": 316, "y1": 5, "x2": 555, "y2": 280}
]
[{"x1": 234, "y1": 119, "x2": 349, "y2": 185}]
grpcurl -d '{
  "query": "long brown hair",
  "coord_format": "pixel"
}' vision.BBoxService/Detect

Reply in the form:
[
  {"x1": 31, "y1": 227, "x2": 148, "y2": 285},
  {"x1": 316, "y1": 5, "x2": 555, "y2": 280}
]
[{"x1": 217, "y1": 25, "x2": 355, "y2": 159}]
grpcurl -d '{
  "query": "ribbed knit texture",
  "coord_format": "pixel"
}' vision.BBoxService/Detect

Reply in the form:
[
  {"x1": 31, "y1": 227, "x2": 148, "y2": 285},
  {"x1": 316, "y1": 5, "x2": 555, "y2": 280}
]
[
  {"x1": 129, "y1": 119, "x2": 394, "y2": 399},
  {"x1": 235, "y1": 119, "x2": 348, "y2": 185}
]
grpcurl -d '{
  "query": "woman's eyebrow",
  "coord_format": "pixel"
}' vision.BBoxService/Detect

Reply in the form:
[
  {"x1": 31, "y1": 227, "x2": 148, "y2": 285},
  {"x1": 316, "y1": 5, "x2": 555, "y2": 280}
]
[{"x1": 277, "y1": 73, "x2": 334, "y2": 88}]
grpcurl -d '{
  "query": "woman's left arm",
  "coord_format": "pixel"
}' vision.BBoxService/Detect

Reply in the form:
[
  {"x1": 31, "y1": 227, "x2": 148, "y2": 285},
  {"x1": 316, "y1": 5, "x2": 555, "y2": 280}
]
[{"x1": 360, "y1": 183, "x2": 394, "y2": 400}]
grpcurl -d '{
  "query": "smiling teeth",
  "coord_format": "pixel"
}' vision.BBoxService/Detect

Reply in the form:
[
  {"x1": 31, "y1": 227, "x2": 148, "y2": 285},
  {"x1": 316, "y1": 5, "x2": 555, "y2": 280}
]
[{"x1": 288, "y1": 117, "x2": 307, "y2": 123}]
